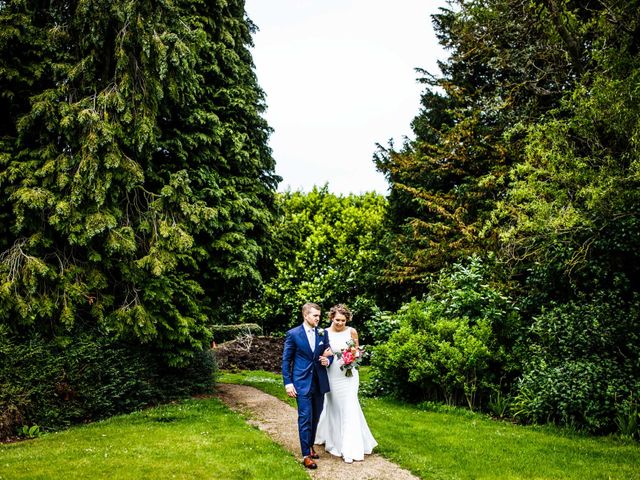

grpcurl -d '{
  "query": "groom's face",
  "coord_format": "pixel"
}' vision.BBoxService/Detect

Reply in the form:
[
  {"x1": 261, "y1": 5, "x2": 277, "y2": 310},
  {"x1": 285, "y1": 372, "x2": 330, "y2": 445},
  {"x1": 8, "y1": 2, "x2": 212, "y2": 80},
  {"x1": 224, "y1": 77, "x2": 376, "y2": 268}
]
[{"x1": 303, "y1": 307, "x2": 321, "y2": 329}]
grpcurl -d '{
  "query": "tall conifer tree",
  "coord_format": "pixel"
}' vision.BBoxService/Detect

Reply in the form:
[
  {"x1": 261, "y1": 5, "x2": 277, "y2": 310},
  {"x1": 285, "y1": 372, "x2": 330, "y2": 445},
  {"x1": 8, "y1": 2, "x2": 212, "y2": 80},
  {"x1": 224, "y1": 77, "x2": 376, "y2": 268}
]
[
  {"x1": 376, "y1": 0, "x2": 592, "y2": 293},
  {"x1": 0, "y1": 0, "x2": 278, "y2": 364}
]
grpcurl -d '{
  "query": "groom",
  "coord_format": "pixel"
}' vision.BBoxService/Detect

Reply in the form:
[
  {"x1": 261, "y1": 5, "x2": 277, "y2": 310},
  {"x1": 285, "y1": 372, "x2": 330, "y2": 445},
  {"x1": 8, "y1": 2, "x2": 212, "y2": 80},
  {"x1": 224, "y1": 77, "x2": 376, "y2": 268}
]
[{"x1": 282, "y1": 302, "x2": 333, "y2": 469}]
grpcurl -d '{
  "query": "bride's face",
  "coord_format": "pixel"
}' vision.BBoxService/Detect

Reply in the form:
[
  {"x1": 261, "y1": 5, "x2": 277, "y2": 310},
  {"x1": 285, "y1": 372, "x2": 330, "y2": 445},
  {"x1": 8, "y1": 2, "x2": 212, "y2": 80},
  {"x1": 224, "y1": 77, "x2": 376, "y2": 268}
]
[{"x1": 332, "y1": 313, "x2": 348, "y2": 331}]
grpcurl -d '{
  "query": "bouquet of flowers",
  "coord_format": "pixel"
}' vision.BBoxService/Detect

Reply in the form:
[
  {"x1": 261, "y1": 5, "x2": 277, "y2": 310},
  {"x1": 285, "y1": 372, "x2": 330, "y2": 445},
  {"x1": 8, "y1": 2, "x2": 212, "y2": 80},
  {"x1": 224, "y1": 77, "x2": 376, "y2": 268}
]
[{"x1": 334, "y1": 339, "x2": 364, "y2": 377}]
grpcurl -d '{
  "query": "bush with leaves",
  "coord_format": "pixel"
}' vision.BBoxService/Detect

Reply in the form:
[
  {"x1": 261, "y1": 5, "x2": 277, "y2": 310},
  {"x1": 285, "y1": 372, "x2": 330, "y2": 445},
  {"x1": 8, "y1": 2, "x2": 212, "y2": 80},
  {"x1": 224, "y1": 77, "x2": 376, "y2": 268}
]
[
  {"x1": 491, "y1": 20, "x2": 640, "y2": 434},
  {"x1": 363, "y1": 307, "x2": 400, "y2": 346},
  {"x1": 0, "y1": 326, "x2": 216, "y2": 439},
  {"x1": 369, "y1": 256, "x2": 520, "y2": 409},
  {"x1": 513, "y1": 292, "x2": 640, "y2": 433},
  {"x1": 242, "y1": 187, "x2": 388, "y2": 339}
]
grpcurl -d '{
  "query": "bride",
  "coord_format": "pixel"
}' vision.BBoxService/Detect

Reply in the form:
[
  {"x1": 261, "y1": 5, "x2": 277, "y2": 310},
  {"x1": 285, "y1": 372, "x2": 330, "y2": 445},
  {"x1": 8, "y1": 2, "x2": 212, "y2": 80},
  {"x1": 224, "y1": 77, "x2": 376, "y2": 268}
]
[{"x1": 315, "y1": 304, "x2": 377, "y2": 463}]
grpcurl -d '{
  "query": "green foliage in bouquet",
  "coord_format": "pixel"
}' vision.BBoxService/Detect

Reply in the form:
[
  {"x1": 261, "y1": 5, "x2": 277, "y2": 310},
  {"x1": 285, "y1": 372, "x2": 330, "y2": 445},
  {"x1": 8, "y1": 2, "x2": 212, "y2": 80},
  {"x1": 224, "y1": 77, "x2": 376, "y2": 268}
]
[{"x1": 333, "y1": 338, "x2": 364, "y2": 377}]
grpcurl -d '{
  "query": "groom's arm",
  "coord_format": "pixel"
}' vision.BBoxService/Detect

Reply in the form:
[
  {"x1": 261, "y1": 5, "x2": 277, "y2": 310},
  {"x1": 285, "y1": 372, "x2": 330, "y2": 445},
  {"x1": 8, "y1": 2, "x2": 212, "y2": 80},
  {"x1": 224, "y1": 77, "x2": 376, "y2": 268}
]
[
  {"x1": 282, "y1": 330, "x2": 297, "y2": 397},
  {"x1": 324, "y1": 331, "x2": 334, "y2": 366}
]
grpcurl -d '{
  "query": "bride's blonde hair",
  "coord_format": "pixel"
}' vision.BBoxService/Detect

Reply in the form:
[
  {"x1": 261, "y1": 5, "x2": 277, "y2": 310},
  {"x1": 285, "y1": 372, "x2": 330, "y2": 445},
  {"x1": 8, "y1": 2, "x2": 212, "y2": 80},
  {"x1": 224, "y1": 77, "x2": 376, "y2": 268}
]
[{"x1": 328, "y1": 304, "x2": 352, "y2": 322}]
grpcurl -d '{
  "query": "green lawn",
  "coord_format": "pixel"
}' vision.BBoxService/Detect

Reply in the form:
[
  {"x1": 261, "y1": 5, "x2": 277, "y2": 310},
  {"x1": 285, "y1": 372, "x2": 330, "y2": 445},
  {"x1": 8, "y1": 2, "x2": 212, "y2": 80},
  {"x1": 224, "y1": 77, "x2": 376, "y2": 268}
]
[
  {"x1": 219, "y1": 369, "x2": 297, "y2": 407},
  {"x1": 0, "y1": 397, "x2": 307, "y2": 480},
  {"x1": 220, "y1": 369, "x2": 640, "y2": 480},
  {"x1": 3, "y1": 371, "x2": 638, "y2": 480}
]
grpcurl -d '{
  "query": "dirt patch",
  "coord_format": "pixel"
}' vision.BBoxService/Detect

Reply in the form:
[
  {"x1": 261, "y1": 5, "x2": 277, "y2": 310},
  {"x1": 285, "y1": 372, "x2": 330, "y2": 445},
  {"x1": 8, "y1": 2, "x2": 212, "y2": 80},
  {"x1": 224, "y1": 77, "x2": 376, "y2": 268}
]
[
  {"x1": 0, "y1": 436, "x2": 26, "y2": 445},
  {"x1": 213, "y1": 336, "x2": 284, "y2": 373},
  {"x1": 216, "y1": 383, "x2": 419, "y2": 480}
]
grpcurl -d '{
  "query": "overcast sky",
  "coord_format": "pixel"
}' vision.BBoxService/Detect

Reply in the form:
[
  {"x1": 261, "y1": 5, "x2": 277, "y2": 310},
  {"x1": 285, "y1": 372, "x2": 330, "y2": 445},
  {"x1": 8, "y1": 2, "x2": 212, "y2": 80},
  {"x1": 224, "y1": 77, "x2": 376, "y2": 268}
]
[{"x1": 244, "y1": 0, "x2": 449, "y2": 195}]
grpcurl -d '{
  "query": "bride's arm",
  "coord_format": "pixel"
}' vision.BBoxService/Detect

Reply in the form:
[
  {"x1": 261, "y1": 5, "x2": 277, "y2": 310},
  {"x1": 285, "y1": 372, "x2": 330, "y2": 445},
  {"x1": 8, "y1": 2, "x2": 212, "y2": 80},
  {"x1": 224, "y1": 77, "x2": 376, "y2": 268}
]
[{"x1": 350, "y1": 327, "x2": 359, "y2": 349}]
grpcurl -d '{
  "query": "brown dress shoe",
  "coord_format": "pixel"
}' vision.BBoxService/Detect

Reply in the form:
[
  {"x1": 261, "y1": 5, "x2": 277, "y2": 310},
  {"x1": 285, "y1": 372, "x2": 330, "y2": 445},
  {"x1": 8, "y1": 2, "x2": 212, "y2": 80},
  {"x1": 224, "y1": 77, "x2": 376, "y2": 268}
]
[
  {"x1": 309, "y1": 448, "x2": 320, "y2": 459},
  {"x1": 303, "y1": 456, "x2": 317, "y2": 469}
]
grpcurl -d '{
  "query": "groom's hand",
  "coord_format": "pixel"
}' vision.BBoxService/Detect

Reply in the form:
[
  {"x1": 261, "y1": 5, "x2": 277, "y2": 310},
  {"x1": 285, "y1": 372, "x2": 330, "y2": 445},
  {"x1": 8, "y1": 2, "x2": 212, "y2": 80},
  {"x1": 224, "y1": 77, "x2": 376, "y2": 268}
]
[
  {"x1": 319, "y1": 355, "x2": 330, "y2": 366},
  {"x1": 285, "y1": 384, "x2": 297, "y2": 398}
]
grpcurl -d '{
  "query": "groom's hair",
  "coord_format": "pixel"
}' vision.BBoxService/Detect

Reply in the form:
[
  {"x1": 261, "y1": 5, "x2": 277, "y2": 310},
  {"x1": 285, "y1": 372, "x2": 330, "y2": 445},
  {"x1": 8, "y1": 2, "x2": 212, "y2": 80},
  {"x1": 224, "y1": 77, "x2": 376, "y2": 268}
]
[{"x1": 302, "y1": 302, "x2": 321, "y2": 315}]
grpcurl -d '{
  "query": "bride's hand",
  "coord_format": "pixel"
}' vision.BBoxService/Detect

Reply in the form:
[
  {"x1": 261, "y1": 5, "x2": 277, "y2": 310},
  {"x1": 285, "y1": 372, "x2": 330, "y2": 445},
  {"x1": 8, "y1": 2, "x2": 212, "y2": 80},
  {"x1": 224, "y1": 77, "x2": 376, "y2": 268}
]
[{"x1": 322, "y1": 347, "x2": 334, "y2": 357}]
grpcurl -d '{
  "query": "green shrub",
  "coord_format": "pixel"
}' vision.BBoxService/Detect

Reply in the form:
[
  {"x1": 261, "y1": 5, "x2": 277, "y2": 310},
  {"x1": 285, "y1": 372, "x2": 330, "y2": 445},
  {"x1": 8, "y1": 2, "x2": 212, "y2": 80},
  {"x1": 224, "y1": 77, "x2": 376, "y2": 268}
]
[
  {"x1": 154, "y1": 347, "x2": 217, "y2": 400},
  {"x1": 615, "y1": 396, "x2": 640, "y2": 440},
  {"x1": 19, "y1": 424, "x2": 41, "y2": 438},
  {"x1": 368, "y1": 256, "x2": 520, "y2": 409},
  {"x1": 513, "y1": 292, "x2": 640, "y2": 433},
  {"x1": 240, "y1": 188, "x2": 388, "y2": 336},
  {"x1": 487, "y1": 389, "x2": 513, "y2": 419},
  {"x1": 0, "y1": 329, "x2": 216, "y2": 439},
  {"x1": 369, "y1": 303, "x2": 497, "y2": 408},
  {"x1": 364, "y1": 306, "x2": 400, "y2": 345}
]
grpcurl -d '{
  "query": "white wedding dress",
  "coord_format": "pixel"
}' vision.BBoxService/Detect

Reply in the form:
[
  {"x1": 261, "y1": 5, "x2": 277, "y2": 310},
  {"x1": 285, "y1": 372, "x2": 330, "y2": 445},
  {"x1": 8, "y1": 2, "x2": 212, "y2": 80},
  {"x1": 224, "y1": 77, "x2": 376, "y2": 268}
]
[{"x1": 314, "y1": 327, "x2": 377, "y2": 462}]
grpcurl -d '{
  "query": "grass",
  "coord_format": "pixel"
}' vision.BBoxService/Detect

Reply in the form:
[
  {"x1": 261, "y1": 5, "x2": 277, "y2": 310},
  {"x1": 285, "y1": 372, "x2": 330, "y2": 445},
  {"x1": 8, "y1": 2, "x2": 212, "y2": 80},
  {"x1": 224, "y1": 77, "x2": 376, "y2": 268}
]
[
  {"x1": 4, "y1": 369, "x2": 639, "y2": 479},
  {"x1": 0, "y1": 397, "x2": 307, "y2": 480},
  {"x1": 220, "y1": 369, "x2": 640, "y2": 480},
  {"x1": 217, "y1": 366, "x2": 374, "y2": 407},
  {"x1": 218, "y1": 370, "x2": 296, "y2": 407},
  {"x1": 366, "y1": 398, "x2": 640, "y2": 480}
]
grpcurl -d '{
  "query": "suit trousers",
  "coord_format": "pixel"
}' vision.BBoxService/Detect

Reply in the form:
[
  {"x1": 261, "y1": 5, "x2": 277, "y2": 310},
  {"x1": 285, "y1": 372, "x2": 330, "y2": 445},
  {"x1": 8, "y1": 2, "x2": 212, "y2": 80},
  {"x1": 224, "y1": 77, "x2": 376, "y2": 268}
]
[{"x1": 296, "y1": 373, "x2": 325, "y2": 457}]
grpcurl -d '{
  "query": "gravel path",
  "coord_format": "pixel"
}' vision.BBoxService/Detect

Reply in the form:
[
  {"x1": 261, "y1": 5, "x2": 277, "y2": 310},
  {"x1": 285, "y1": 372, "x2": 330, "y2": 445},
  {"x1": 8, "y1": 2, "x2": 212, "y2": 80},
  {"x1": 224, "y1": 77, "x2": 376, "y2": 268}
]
[{"x1": 216, "y1": 383, "x2": 419, "y2": 480}]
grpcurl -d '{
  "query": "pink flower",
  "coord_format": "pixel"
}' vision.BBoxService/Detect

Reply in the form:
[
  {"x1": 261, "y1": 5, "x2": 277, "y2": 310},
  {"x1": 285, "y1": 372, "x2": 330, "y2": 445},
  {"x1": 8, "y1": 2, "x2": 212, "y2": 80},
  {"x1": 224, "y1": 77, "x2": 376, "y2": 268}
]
[{"x1": 342, "y1": 350, "x2": 355, "y2": 365}]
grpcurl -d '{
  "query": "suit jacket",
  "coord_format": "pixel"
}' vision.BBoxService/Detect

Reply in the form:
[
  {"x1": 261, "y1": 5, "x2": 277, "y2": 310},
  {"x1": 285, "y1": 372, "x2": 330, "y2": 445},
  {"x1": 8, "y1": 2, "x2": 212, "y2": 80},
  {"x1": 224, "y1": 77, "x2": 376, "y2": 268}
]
[{"x1": 282, "y1": 324, "x2": 331, "y2": 396}]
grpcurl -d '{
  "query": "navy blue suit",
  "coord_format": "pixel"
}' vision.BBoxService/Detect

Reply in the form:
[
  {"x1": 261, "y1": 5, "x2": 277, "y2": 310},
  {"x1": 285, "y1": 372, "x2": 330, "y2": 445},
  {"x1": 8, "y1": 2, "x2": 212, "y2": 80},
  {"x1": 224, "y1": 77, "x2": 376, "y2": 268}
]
[{"x1": 282, "y1": 324, "x2": 332, "y2": 457}]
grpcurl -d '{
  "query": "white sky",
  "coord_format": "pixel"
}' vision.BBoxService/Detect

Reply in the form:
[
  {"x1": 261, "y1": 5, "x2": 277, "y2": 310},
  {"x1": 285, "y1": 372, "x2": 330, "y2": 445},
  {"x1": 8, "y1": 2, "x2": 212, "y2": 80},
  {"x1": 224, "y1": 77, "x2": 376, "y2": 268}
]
[{"x1": 244, "y1": 0, "x2": 449, "y2": 195}]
